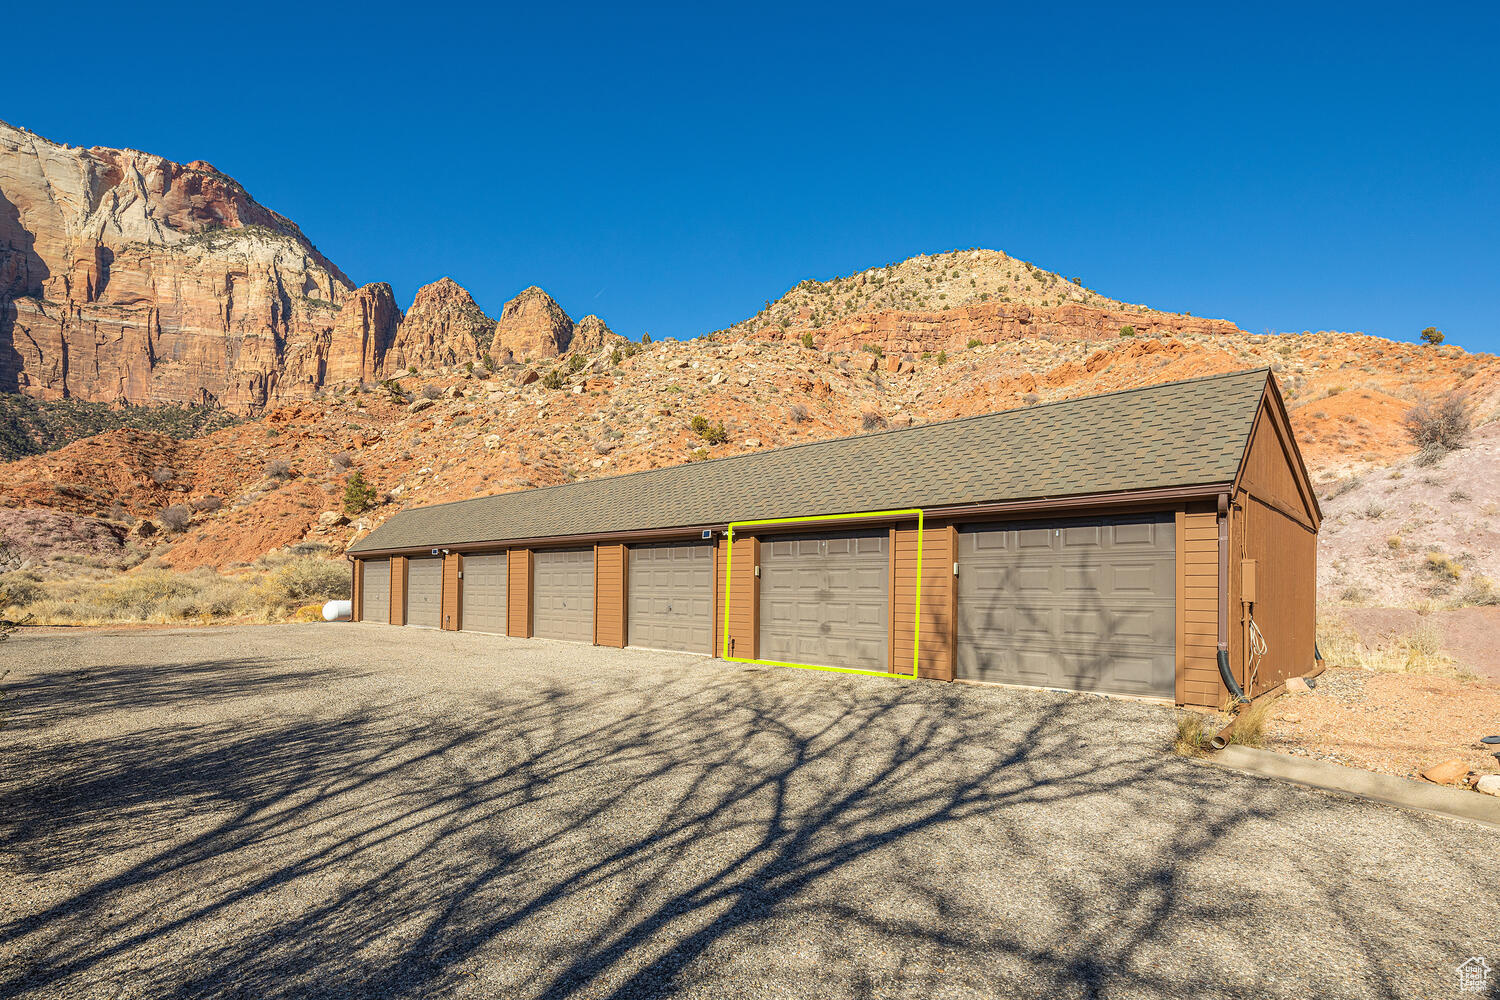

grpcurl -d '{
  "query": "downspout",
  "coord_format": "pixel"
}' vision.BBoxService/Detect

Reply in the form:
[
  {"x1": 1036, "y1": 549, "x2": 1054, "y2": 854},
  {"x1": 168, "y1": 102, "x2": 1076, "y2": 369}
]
[{"x1": 1217, "y1": 492, "x2": 1248, "y2": 705}]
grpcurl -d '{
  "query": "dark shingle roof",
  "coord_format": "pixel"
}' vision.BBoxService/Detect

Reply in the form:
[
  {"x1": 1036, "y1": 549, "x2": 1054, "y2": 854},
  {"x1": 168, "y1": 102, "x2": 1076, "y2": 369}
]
[{"x1": 349, "y1": 368, "x2": 1269, "y2": 553}]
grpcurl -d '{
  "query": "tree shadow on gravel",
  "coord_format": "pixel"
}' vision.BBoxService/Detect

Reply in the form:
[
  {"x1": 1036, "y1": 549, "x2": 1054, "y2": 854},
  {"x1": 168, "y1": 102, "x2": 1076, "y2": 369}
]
[
  {"x1": 1, "y1": 655, "x2": 349, "y2": 730},
  {"x1": 0, "y1": 646, "x2": 1492, "y2": 1000}
]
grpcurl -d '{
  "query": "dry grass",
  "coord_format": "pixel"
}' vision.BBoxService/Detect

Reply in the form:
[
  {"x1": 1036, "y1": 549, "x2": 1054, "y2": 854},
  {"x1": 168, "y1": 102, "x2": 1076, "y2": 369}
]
[
  {"x1": 0, "y1": 556, "x2": 349, "y2": 626},
  {"x1": 1425, "y1": 551, "x2": 1462, "y2": 582},
  {"x1": 1173, "y1": 698, "x2": 1270, "y2": 755},
  {"x1": 1317, "y1": 614, "x2": 1471, "y2": 680},
  {"x1": 1221, "y1": 699, "x2": 1271, "y2": 748},
  {"x1": 1172, "y1": 711, "x2": 1215, "y2": 757}
]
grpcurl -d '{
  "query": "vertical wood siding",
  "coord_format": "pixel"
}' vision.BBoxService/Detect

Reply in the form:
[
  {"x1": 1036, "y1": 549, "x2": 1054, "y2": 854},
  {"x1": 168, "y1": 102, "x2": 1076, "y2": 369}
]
[
  {"x1": 891, "y1": 520, "x2": 954, "y2": 679},
  {"x1": 389, "y1": 556, "x2": 408, "y2": 626},
  {"x1": 1236, "y1": 495, "x2": 1317, "y2": 695},
  {"x1": 1178, "y1": 507, "x2": 1221, "y2": 707},
  {"x1": 352, "y1": 559, "x2": 363, "y2": 622},
  {"x1": 508, "y1": 548, "x2": 532, "y2": 637},
  {"x1": 594, "y1": 543, "x2": 627, "y2": 648},
  {"x1": 442, "y1": 554, "x2": 462, "y2": 631},
  {"x1": 715, "y1": 535, "x2": 758, "y2": 659},
  {"x1": 1238, "y1": 405, "x2": 1317, "y2": 529}
]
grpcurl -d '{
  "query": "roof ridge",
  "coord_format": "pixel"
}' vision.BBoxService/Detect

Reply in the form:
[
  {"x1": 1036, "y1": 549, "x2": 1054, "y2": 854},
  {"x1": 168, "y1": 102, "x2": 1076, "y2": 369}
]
[{"x1": 386, "y1": 367, "x2": 1272, "y2": 517}]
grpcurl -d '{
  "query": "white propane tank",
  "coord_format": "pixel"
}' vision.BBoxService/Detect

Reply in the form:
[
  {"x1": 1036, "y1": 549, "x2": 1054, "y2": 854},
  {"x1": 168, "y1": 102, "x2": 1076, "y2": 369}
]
[{"x1": 322, "y1": 600, "x2": 353, "y2": 622}]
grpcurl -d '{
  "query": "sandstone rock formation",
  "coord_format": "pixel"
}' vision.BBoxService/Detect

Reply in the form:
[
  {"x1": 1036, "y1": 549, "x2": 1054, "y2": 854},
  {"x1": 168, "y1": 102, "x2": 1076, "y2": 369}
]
[
  {"x1": 0, "y1": 121, "x2": 396, "y2": 411},
  {"x1": 390, "y1": 277, "x2": 494, "y2": 371},
  {"x1": 326, "y1": 283, "x2": 401, "y2": 385},
  {"x1": 762, "y1": 299, "x2": 1240, "y2": 356},
  {"x1": 491, "y1": 286, "x2": 575, "y2": 361},
  {"x1": 571, "y1": 314, "x2": 624, "y2": 353}
]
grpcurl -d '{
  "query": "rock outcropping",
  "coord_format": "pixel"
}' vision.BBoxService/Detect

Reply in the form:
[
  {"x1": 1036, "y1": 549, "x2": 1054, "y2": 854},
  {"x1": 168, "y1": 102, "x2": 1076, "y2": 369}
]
[
  {"x1": 571, "y1": 314, "x2": 624, "y2": 353},
  {"x1": 390, "y1": 277, "x2": 494, "y2": 371},
  {"x1": 490, "y1": 286, "x2": 576, "y2": 361},
  {"x1": 759, "y1": 300, "x2": 1241, "y2": 356},
  {"x1": 487, "y1": 290, "x2": 625, "y2": 362}
]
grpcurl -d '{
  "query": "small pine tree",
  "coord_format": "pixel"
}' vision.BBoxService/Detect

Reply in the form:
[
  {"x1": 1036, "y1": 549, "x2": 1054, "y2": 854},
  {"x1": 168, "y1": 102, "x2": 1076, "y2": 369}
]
[
  {"x1": 641, "y1": 332, "x2": 653, "y2": 345},
  {"x1": 343, "y1": 469, "x2": 377, "y2": 515},
  {"x1": 801, "y1": 332, "x2": 815, "y2": 349},
  {"x1": 1420, "y1": 326, "x2": 1445, "y2": 345},
  {"x1": 483, "y1": 354, "x2": 497, "y2": 372}
]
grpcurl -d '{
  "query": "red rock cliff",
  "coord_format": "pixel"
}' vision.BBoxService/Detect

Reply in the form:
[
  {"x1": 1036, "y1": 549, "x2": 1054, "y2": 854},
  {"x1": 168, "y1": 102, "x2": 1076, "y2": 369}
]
[{"x1": 0, "y1": 121, "x2": 397, "y2": 412}]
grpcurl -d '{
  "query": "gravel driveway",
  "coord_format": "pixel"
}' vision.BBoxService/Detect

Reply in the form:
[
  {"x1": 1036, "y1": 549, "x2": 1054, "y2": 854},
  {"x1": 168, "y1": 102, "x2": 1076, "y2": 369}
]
[{"x1": 2, "y1": 625, "x2": 1496, "y2": 999}]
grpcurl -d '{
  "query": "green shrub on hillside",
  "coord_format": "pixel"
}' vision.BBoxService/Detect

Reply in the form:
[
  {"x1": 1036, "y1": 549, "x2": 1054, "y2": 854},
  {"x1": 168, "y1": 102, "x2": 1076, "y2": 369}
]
[
  {"x1": 689, "y1": 416, "x2": 728, "y2": 444},
  {"x1": 343, "y1": 470, "x2": 377, "y2": 515}
]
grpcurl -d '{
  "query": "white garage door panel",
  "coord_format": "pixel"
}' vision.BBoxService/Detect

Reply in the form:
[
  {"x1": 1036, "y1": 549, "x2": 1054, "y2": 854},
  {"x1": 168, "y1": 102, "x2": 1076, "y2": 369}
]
[
  {"x1": 461, "y1": 552, "x2": 508, "y2": 634},
  {"x1": 361, "y1": 559, "x2": 390, "y2": 623},
  {"x1": 534, "y1": 548, "x2": 593, "y2": 643},
  {"x1": 760, "y1": 530, "x2": 889, "y2": 672},
  {"x1": 957, "y1": 514, "x2": 1175, "y2": 699},
  {"x1": 406, "y1": 557, "x2": 443, "y2": 629},
  {"x1": 628, "y1": 542, "x2": 712, "y2": 653}
]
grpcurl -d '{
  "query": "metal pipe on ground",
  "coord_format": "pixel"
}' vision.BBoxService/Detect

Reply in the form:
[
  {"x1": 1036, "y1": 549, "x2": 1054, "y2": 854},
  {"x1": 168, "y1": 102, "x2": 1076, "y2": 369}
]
[{"x1": 1210, "y1": 663, "x2": 1328, "y2": 750}]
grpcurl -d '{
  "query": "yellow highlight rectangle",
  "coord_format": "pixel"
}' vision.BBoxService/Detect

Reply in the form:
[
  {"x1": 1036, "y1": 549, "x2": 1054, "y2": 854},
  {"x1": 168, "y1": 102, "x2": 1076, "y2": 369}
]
[{"x1": 723, "y1": 508, "x2": 924, "y2": 679}]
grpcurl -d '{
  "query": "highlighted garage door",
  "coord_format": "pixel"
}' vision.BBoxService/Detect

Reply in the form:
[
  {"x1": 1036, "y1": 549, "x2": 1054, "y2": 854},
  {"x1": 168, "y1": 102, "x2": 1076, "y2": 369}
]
[
  {"x1": 361, "y1": 559, "x2": 390, "y2": 623},
  {"x1": 628, "y1": 541, "x2": 712, "y2": 653},
  {"x1": 461, "y1": 552, "x2": 508, "y2": 634},
  {"x1": 534, "y1": 547, "x2": 594, "y2": 643},
  {"x1": 759, "y1": 530, "x2": 889, "y2": 671},
  {"x1": 956, "y1": 514, "x2": 1175, "y2": 699},
  {"x1": 406, "y1": 556, "x2": 443, "y2": 628}
]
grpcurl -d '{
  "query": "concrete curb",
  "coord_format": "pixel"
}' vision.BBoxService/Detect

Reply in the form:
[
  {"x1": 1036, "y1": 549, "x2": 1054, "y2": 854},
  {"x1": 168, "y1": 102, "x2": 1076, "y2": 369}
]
[{"x1": 1197, "y1": 745, "x2": 1500, "y2": 832}]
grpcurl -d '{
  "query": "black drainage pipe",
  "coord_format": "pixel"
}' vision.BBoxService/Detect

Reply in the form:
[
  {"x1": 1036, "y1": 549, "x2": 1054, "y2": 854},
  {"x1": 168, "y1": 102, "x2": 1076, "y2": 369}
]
[{"x1": 1218, "y1": 648, "x2": 1249, "y2": 705}]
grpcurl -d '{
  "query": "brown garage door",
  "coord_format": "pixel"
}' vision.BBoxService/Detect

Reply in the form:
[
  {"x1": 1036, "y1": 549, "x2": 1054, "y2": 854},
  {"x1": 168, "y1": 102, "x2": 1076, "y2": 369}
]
[
  {"x1": 760, "y1": 530, "x2": 888, "y2": 671},
  {"x1": 534, "y1": 547, "x2": 594, "y2": 643},
  {"x1": 628, "y1": 542, "x2": 712, "y2": 653},
  {"x1": 461, "y1": 552, "x2": 508, "y2": 634},
  {"x1": 406, "y1": 556, "x2": 443, "y2": 629},
  {"x1": 956, "y1": 514, "x2": 1175, "y2": 699},
  {"x1": 361, "y1": 559, "x2": 390, "y2": 623}
]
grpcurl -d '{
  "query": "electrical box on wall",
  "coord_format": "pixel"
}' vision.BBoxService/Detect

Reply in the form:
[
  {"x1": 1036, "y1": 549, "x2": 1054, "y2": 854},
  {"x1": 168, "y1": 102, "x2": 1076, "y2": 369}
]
[{"x1": 1241, "y1": 559, "x2": 1257, "y2": 604}]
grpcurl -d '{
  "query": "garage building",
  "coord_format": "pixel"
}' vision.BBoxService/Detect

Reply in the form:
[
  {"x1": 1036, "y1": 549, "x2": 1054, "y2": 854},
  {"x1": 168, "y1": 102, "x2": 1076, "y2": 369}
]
[{"x1": 347, "y1": 368, "x2": 1319, "y2": 707}]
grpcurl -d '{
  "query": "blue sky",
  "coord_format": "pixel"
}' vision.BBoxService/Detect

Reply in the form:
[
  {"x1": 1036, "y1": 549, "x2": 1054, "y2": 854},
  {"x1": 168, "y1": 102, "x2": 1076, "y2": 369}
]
[{"x1": 8, "y1": 2, "x2": 1497, "y2": 350}]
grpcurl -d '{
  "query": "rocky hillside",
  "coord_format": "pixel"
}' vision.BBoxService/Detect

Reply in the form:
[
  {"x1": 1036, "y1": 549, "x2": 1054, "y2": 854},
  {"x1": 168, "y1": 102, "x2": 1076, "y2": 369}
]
[
  {"x1": 719, "y1": 248, "x2": 1242, "y2": 354},
  {"x1": 0, "y1": 122, "x2": 618, "y2": 413}
]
